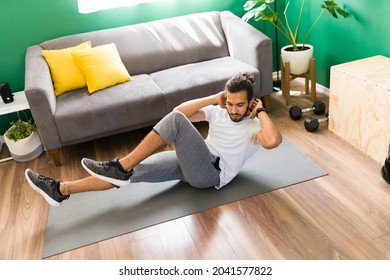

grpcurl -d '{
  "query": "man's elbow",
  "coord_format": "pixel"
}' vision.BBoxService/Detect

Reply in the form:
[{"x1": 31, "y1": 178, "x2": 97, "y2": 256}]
[
  {"x1": 172, "y1": 105, "x2": 181, "y2": 112},
  {"x1": 261, "y1": 135, "x2": 282, "y2": 150}
]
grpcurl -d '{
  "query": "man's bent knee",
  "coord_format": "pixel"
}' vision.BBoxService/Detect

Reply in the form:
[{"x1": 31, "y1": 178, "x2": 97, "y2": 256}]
[{"x1": 153, "y1": 111, "x2": 191, "y2": 144}]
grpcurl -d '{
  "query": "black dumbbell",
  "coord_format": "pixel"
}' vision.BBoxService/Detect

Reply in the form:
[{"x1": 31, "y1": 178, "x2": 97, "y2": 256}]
[
  {"x1": 381, "y1": 154, "x2": 390, "y2": 184},
  {"x1": 304, "y1": 113, "x2": 329, "y2": 132},
  {"x1": 289, "y1": 101, "x2": 326, "y2": 120}
]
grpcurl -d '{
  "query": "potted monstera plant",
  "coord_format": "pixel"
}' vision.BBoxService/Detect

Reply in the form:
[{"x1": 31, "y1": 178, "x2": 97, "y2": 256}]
[
  {"x1": 243, "y1": 0, "x2": 349, "y2": 74},
  {"x1": 4, "y1": 118, "x2": 44, "y2": 162}
]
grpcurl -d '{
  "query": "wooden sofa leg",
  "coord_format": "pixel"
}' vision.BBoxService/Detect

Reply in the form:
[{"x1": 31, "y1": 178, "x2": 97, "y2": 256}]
[
  {"x1": 262, "y1": 95, "x2": 271, "y2": 112},
  {"x1": 49, "y1": 149, "x2": 61, "y2": 166}
]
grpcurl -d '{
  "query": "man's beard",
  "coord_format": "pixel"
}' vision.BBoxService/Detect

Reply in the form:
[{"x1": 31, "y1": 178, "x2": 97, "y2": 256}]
[{"x1": 228, "y1": 107, "x2": 250, "y2": 122}]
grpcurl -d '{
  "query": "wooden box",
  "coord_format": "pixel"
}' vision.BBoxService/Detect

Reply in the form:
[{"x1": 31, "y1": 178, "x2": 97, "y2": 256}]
[{"x1": 329, "y1": 55, "x2": 390, "y2": 164}]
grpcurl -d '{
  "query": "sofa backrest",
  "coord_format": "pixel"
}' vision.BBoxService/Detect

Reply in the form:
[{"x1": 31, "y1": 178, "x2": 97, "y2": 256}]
[{"x1": 40, "y1": 11, "x2": 229, "y2": 75}]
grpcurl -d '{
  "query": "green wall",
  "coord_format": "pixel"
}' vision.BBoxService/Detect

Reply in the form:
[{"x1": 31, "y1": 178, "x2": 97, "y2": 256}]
[{"x1": 1, "y1": 0, "x2": 388, "y2": 132}]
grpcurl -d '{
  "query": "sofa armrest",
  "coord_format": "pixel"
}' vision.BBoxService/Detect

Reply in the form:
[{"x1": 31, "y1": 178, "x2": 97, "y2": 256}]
[
  {"x1": 221, "y1": 11, "x2": 273, "y2": 97},
  {"x1": 25, "y1": 45, "x2": 62, "y2": 150}
]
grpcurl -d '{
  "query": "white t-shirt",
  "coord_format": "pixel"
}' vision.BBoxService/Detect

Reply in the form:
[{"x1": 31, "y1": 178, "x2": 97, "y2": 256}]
[{"x1": 202, "y1": 105, "x2": 261, "y2": 189}]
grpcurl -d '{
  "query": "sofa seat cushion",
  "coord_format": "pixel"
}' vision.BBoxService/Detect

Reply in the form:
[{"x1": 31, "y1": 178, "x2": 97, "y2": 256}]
[
  {"x1": 150, "y1": 56, "x2": 261, "y2": 112},
  {"x1": 54, "y1": 74, "x2": 165, "y2": 144}
]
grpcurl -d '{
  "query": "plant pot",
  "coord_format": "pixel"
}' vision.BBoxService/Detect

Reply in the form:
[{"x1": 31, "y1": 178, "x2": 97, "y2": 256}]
[
  {"x1": 4, "y1": 127, "x2": 44, "y2": 162},
  {"x1": 281, "y1": 44, "x2": 314, "y2": 75}
]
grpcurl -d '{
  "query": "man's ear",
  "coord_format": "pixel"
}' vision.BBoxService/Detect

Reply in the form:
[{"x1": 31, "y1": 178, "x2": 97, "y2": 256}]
[{"x1": 249, "y1": 98, "x2": 255, "y2": 110}]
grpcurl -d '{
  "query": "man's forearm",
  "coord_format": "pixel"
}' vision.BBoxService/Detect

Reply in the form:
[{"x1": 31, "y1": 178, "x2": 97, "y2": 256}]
[
  {"x1": 256, "y1": 112, "x2": 282, "y2": 149},
  {"x1": 174, "y1": 92, "x2": 222, "y2": 118}
]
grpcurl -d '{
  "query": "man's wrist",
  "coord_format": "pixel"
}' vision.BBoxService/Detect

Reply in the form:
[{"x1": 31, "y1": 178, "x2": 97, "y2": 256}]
[{"x1": 256, "y1": 107, "x2": 268, "y2": 118}]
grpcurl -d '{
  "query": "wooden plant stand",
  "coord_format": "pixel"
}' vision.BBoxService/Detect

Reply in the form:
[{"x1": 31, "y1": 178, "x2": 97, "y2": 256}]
[{"x1": 281, "y1": 57, "x2": 317, "y2": 105}]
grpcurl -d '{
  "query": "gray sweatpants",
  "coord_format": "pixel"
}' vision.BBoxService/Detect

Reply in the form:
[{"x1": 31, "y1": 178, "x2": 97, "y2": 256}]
[{"x1": 130, "y1": 111, "x2": 221, "y2": 188}]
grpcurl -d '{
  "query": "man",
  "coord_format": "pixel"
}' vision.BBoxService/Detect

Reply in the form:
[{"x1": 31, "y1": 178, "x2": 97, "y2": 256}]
[{"x1": 25, "y1": 72, "x2": 282, "y2": 207}]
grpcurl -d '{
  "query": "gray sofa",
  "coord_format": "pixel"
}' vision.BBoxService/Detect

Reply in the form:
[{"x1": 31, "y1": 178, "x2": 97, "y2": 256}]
[{"x1": 24, "y1": 11, "x2": 272, "y2": 165}]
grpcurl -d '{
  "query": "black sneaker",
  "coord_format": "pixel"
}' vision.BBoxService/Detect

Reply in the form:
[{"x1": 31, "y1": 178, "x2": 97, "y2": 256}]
[
  {"x1": 81, "y1": 157, "x2": 132, "y2": 187},
  {"x1": 25, "y1": 169, "x2": 69, "y2": 207}
]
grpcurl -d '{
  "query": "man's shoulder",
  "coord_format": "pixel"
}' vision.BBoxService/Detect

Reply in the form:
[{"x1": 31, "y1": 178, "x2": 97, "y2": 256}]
[
  {"x1": 203, "y1": 104, "x2": 219, "y2": 112},
  {"x1": 203, "y1": 105, "x2": 224, "y2": 119}
]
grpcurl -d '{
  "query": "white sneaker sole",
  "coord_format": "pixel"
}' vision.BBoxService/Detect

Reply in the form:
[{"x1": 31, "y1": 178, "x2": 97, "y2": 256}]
[
  {"x1": 81, "y1": 159, "x2": 131, "y2": 187},
  {"x1": 24, "y1": 169, "x2": 61, "y2": 208}
]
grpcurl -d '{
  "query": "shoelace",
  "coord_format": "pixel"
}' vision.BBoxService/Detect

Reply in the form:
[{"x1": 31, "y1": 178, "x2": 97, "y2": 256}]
[
  {"x1": 98, "y1": 160, "x2": 118, "y2": 171},
  {"x1": 97, "y1": 159, "x2": 130, "y2": 175},
  {"x1": 38, "y1": 175, "x2": 69, "y2": 199},
  {"x1": 38, "y1": 175, "x2": 55, "y2": 186}
]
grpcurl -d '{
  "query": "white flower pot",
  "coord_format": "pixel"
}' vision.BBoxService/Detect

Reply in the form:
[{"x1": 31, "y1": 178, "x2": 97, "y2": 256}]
[
  {"x1": 4, "y1": 127, "x2": 44, "y2": 162},
  {"x1": 281, "y1": 44, "x2": 314, "y2": 75}
]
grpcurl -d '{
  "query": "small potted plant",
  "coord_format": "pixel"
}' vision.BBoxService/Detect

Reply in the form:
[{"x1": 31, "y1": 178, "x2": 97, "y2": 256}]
[
  {"x1": 243, "y1": 0, "x2": 349, "y2": 74},
  {"x1": 4, "y1": 117, "x2": 44, "y2": 162}
]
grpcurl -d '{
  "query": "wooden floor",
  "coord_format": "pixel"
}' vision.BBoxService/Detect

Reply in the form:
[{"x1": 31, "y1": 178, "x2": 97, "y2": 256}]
[{"x1": 1, "y1": 81, "x2": 389, "y2": 260}]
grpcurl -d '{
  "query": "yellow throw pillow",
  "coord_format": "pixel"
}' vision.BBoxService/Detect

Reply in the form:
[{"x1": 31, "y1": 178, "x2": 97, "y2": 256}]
[
  {"x1": 72, "y1": 43, "x2": 132, "y2": 94},
  {"x1": 42, "y1": 41, "x2": 91, "y2": 96}
]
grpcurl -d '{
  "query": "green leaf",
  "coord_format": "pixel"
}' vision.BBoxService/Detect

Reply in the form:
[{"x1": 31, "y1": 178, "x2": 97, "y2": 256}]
[
  {"x1": 256, "y1": 11, "x2": 278, "y2": 24},
  {"x1": 322, "y1": 0, "x2": 349, "y2": 19},
  {"x1": 5, "y1": 119, "x2": 37, "y2": 142},
  {"x1": 243, "y1": 0, "x2": 258, "y2": 11},
  {"x1": 242, "y1": 9, "x2": 256, "y2": 22},
  {"x1": 336, "y1": 7, "x2": 349, "y2": 19},
  {"x1": 244, "y1": 5, "x2": 268, "y2": 21}
]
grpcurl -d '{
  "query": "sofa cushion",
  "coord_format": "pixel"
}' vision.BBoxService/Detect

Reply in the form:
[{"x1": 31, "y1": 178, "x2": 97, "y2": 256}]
[
  {"x1": 42, "y1": 41, "x2": 91, "y2": 96},
  {"x1": 150, "y1": 57, "x2": 261, "y2": 112},
  {"x1": 39, "y1": 12, "x2": 229, "y2": 76},
  {"x1": 54, "y1": 74, "x2": 165, "y2": 144},
  {"x1": 72, "y1": 43, "x2": 132, "y2": 94}
]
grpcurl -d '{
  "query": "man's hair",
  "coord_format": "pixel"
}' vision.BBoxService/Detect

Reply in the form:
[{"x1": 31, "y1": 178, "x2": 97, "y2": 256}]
[{"x1": 225, "y1": 72, "x2": 255, "y2": 101}]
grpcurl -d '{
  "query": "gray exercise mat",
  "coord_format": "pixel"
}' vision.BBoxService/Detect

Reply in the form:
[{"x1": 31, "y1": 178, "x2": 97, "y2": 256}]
[{"x1": 43, "y1": 138, "x2": 327, "y2": 258}]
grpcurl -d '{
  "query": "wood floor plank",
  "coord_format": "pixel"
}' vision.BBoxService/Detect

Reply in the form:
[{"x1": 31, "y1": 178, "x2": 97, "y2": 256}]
[
  {"x1": 286, "y1": 180, "x2": 389, "y2": 259},
  {"x1": 209, "y1": 201, "x2": 283, "y2": 259},
  {"x1": 0, "y1": 163, "x2": 18, "y2": 231},
  {"x1": 183, "y1": 207, "x2": 239, "y2": 259},
  {"x1": 251, "y1": 189, "x2": 335, "y2": 259},
  {"x1": 156, "y1": 218, "x2": 202, "y2": 259},
  {"x1": 126, "y1": 232, "x2": 167, "y2": 260}
]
